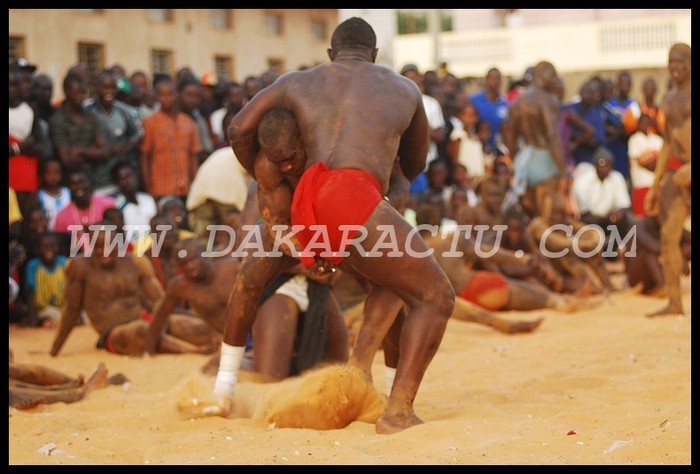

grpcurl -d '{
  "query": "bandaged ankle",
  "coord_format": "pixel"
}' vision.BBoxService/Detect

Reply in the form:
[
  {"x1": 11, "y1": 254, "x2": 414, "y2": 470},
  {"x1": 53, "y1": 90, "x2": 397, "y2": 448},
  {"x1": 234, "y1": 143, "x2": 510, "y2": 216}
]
[
  {"x1": 384, "y1": 366, "x2": 396, "y2": 396},
  {"x1": 214, "y1": 343, "x2": 245, "y2": 396}
]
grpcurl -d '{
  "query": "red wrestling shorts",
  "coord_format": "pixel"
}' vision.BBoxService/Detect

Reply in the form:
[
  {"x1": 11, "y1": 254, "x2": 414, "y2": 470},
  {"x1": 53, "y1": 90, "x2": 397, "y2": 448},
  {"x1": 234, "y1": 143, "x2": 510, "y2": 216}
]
[
  {"x1": 291, "y1": 162, "x2": 383, "y2": 268},
  {"x1": 459, "y1": 271, "x2": 510, "y2": 311}
]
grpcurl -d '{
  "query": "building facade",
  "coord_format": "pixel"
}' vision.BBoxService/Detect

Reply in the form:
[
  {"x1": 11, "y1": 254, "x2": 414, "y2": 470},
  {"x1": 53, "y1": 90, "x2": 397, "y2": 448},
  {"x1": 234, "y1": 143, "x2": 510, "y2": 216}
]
[
  {"x1": 9, "y1": 9, "x2": 338, "y2": 89},
  {"x1": 389, "y1": 9, "x2": 692, "y2": 101}
]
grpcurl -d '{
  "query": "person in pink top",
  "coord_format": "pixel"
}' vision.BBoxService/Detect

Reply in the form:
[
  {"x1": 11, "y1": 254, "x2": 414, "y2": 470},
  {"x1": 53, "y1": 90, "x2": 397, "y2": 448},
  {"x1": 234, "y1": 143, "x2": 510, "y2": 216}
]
[{"x1": 54, "y1": 169, "x2": 116, "y2": 255}]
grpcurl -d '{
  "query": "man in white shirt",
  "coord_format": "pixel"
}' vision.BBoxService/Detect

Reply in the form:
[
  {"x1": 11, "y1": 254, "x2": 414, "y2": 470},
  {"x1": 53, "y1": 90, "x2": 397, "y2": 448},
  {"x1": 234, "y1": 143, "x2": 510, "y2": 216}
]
[
  {"x1": 110, "y1": 160, "x2": 158, "y2": 243},
  {"x1": 186, "y1": 144, "x2": 251, "y2": 248},
  {"x1": 399, "y1": 64, "x2": 446, "y2": 195},
  {"x1": 627, "y1": 114, "x2": 663, "y2": 217},
  {"x1": 572, "y1": 146, "x2": 632, "y2": 240}
]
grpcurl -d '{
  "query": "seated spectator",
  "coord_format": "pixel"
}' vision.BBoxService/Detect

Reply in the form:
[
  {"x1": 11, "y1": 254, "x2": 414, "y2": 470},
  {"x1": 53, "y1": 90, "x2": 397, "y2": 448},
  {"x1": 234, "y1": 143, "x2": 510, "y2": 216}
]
[
  {"x1": 109, "y1": 160, "x2": 157, "y2": 244},
  {"x1": 572, "y1": 146, "x2": 632, "y2": 243},
  {"x1": 54, "y1": 169, "x2": 117, "y2": 255},
  {"x1": 415, "y1": 160, "x2": 452, "y2": 229},
  {"x1": 24, "y1": 233, "x2": 67, "y2": 328},
  {"x1": 627, "y1": 114, "x2": 663, "y2": 217},
  {"x1": 528, "y1": 193, "x2": 615, "y2": 294},
  {"x1": 624, "y1": 215, "x2": 691, "y2": 295},
  {"x1": 446, "y1": 101, "x2": 486, "y2": 181},
  {"x1": 103, "y1": 207, "x2": 135, "y2": 254},
  {"x1": 49, "y1": 223, "x2": 216, "y2": 357},
  {"x1": 158, "y1": 195, "x2": 192, "y2": 233},
  {"x1": 36, "y1": 158, "x2": 71, "y2": 232},
  {"x1": 186, "y1": 112, "x2": 250, "y2": 248}
]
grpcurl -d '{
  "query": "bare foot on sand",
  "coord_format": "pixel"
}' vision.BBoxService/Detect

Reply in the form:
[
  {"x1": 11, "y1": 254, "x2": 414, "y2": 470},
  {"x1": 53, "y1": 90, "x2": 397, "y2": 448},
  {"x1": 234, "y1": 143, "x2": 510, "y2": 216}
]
[
  {"x1": 559, "y1": 293, "x2": 601, "y2": 312},
  {"x1": 107, "y1": 373, "x2": 130, "y2": 385},
  {"x1": 646, "y1": 303, "x2": 684, "y2": 317},
  {"x1": 646, "y1": 286, "x2": 668, "y2": 298},
  {"x1": 83, "y1": 363, "x2": 110, "y2": 396},
  {"x1": 12, "y1": 396, "x2": 44, "y2": 410},
  {"x1": 574, "y1": 279, "x2": 595, "y2": 297},
  {"x1": 376, "y1": 410, "x2": 424, "y2": 434},
  {"x1": 493, "y1": 317, "x2": 544, "y2": 334}
]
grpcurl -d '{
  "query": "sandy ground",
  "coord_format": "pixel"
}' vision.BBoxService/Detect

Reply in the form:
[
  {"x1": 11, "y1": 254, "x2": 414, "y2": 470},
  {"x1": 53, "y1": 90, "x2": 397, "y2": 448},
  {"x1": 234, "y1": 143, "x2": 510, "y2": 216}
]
[{"x1": 8, "y1": 276, "x2": 690, "y2": 465}]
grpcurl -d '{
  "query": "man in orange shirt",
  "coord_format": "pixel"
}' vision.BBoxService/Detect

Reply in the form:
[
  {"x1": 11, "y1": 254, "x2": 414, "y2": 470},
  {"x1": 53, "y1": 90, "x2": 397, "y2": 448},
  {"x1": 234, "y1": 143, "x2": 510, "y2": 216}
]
[{"x1": 140, "y1": 77, "x2": 201, "y2": 203}]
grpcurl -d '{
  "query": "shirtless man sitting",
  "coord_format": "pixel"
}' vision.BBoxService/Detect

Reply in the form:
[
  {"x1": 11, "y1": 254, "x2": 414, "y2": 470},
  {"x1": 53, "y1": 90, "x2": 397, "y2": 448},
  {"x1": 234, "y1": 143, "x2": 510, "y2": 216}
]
[
  {"x1": 49, "y1": 223, "x2": 216, "y2": 357},
  {"x1": 145, "y1": 237, "x2": 348, "y2": 381}
]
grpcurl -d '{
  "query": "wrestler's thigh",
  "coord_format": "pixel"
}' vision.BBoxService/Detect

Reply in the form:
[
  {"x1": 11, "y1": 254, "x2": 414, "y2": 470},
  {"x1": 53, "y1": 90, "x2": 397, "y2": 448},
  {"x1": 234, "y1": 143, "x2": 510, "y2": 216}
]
[
  {"x1": 168, "y1": 313, "x2": 220, "y2": 344},
  {"x1": 657, "y1": 175, "x2": 684, "y2": 220},
  {"x1": 342, "y1": 201, "x2": 451, "y2": 308},
  {"x1": 109, "y1": 320, "x2": 148, "y2": 355}
]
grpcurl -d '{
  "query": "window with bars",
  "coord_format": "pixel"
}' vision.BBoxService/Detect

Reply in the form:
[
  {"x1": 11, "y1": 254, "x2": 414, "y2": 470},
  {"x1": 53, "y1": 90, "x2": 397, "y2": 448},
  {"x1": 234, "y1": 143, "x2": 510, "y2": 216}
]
[
  {"x1": 211, "y1": 9, "x2": 232, "y2": 29},
  {"x1": 311, "y1": 19, "x2": 327, "y2": 41},
  {"x1": 151, "y1": 49, "x2": 173, "y2": 75},
  {"x1": 147, "y1": 9, "x2": 173, "y2": 23},
  {"x1": 78, "y1": 42, "x2": 104, "y2": 96},
  {"x1": 9, "y1": 36, "x2": 25, "y2": 62},
  {"x1": 267, "y1": 58, "x2": 285, "y2": 76},
  {"x1": 397, "y1": 10, "x2": 453, "y2": 35},
  {"x1": 214, "y1": 55, "x2": 233, "y2": 81},
  {"x1": 264, "y1": 12, "x2": 284, "y2": 36}
]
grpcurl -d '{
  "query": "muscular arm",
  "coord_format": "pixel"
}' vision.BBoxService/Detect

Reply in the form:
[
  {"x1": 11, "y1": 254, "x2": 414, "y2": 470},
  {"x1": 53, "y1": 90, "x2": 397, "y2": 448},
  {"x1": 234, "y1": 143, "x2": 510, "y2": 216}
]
[
  {"x1": 255, "y1": 154, "x2": 301, "y2": 257},
  {"x1": 255, "y1": 155, "x2": 293, "y2": 227},
  {"x1": 50, "y1": 259, "x2": 86, "y2": 356},
  {"x1": 503, "y1": 103, "x2": 521, "y2": 160},
  {"x1": 144, "y1": 278, "x2": 183, "y2": 355},
  {"x1": 542, "y1": 97, "x2": 565, "y2": 176},
  {"x1": 396, "y1": 93, "x2": 430, "y2": 183},
  {"x1": 135, "y1": 256, "x2": 164, "y2": 312},
  {"x1": 385, "y1": 160, "x2": 411, "y2": 213},
  {"x1": 228, "y1": 80, "x2": 289, "y2": 178}
]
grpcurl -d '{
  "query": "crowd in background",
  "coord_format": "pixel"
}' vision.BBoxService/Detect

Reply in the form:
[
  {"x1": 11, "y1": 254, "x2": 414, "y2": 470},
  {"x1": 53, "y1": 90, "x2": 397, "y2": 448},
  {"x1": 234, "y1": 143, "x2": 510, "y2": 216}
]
[{"x1": 8, "y1": 55, "x2": 691, "y2": 329}]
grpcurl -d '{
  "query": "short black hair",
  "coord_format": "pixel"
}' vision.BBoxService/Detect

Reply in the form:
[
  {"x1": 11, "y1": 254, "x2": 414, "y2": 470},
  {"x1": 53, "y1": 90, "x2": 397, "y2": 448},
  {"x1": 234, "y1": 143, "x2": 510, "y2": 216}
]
[
  {"x1": 110, "y1": 159, "x2": 135, "y2": 184},
  {"x1": 62, "y1": 73, "x2": 86, "y2": 93},
  {"x1": 330, "y1": 17, "x2": 376, "y2": 51},
  {"x1": 38, "y1": 157, "x2": 63, "y2": 178},
  {"x1": 258, "y1": 109, "x2": 299, "y2": 148},
  {"x1": 177, "y1": 77, "x2": 200, "y2": 93}
]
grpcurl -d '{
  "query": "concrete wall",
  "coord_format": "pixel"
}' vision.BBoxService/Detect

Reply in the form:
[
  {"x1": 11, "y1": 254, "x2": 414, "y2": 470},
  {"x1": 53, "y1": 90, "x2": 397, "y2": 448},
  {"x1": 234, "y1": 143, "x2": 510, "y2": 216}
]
[
  {"x1": 394, "y1": 12, "x2": 691, "y2": 102},
  {"x1": 9, "y1": 9, "x2": 338, "y2": 87}
]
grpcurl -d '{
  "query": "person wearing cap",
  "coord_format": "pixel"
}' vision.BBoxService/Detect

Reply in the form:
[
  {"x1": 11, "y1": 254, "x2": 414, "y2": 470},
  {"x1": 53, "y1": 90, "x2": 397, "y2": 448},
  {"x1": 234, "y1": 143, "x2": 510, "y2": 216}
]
[
  {"x1": 198, "y1": 71, "x2": 221, "y2": 122},
  {"x1": 9, "y1": 60, "x2": 47, "y2": 215}
]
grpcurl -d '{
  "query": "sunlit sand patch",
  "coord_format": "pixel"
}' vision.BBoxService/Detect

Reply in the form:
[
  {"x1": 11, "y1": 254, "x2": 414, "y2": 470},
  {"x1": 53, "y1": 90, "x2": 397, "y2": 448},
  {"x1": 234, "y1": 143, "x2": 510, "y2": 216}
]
[
  {"x1": 174, "y1": 364, "x2": 386, "y2": 430},
  {"x1": 252, "y1": 364, "x2": 386, "y2": 430},
  {"x1": 174, "y1": 372, "x2": 266, "y2": 419}
]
